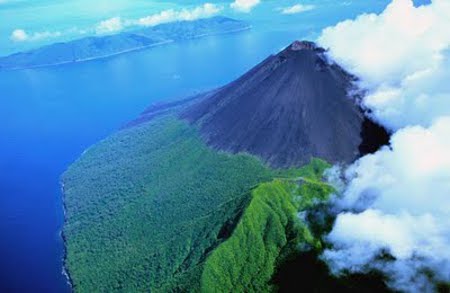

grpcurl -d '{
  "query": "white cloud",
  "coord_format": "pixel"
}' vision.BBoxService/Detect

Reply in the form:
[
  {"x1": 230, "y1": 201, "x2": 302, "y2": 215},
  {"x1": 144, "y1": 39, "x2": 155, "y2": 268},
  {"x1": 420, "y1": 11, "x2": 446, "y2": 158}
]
[
  {"x1": 10, "y1": 29, "x2": 28, "y2": 42},
  {"x1": 280, "y1": 4, "x2": 315, "y2": 15},
  {"x1": 32, "y1": 30, "x2": 62, "y2": 40},
  {"x1": 230, "y1": 0, "x2": 260, "y2": 13},
  {"x1": 318, "y1": 0, "x2": 450, "y2": 131},
  {"x1": 317, "y1": 0, "x2": 450, "y2": 291},
  {"x1": 96, "y1": 17, "x2": 123, "y2": 34},
  {"x1": 10, "y1": 28, "x2": 61, "y2": 42},
  {"x1": 135, "y1": 3, "x2": 222, "y2": 26},
  {"x1": 92, "y1": 3, "x2": 222, "y2": 33},
  {"x1": 9, "y1": 3, "x2": 223, "y2": 43},
  {"x1": 323, "y1": 118, "x2": 450, "y2": 291}
]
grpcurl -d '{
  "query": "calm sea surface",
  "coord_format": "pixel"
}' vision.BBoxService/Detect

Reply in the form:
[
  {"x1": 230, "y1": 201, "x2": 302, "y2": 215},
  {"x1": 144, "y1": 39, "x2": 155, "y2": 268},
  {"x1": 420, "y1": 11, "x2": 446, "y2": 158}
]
[{"x1": 0, "y1": 1, "x2": 393, "y2": 291}]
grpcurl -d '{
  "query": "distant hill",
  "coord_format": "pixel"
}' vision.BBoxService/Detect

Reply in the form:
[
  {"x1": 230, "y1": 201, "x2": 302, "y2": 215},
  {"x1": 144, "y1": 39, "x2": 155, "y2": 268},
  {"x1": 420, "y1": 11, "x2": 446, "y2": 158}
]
[{"x1": 0, "y1": 16, "x2": 250, "y2": 70}]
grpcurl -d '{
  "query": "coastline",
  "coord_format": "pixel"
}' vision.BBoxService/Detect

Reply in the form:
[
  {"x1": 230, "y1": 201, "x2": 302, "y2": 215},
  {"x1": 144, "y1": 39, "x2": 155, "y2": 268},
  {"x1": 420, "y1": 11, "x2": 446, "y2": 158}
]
[
  {"x1": 60, "y1": 181, "x2": 74, "y2": 292},
  {"x1": 53, "y1": 23, "x2": 253, "y2": 292},
  {"x1": 0, "y1": 39, "x2": 175, "y2": 71}
]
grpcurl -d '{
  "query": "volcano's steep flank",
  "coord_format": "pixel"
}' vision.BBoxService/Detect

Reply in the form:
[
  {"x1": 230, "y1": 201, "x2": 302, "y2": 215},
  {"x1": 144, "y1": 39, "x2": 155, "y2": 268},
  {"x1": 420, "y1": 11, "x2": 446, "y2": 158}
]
[{"x1": 181, "y1": 41, "x2": 388, "y2": 168}]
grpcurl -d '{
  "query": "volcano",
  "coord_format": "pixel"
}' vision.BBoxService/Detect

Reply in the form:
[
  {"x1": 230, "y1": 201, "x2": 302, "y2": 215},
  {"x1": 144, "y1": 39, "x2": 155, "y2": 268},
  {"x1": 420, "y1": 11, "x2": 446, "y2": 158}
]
[
  {"x1": 62, "y1": 41, "x2": 390, "y2": 292},
  {"x1": 181, "y1": 41, "x2": 389, "y2": 167}
]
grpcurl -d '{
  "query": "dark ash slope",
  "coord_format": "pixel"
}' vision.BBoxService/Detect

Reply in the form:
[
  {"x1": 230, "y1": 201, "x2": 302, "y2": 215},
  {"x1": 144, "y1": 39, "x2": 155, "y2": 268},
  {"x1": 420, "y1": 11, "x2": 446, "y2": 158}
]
[{"x1": 181, "y1": 41, "x2": 388, "y2": 168}]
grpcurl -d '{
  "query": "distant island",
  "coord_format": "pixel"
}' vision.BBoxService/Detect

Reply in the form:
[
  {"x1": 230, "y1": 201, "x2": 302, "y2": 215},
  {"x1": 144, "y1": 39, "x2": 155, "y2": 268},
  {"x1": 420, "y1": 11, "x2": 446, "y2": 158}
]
[{"x1": 0, "y1": 16, "x2": 250, "y2": 70}]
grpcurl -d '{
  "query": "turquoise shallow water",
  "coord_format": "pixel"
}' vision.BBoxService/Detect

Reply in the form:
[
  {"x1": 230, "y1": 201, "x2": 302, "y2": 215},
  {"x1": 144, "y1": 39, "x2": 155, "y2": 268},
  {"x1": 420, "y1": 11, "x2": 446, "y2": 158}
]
[{"x1": 0, "y1": 1, "x2": 397, "y2": 291}]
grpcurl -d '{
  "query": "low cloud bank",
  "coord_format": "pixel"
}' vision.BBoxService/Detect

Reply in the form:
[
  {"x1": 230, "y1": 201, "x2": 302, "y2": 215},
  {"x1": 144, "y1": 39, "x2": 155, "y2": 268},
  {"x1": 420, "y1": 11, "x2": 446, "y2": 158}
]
[
  {"x1": 317, "y1": 0, "x2": 450, "y2": 291},
  {"x1": 324, "y1": 118, "x2": 450, "y2": 291}
]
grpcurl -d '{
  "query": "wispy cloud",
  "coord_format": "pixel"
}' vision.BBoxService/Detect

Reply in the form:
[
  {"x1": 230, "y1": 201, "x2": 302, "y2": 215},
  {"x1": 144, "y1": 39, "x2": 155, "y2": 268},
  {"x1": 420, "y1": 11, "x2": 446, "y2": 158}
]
[
  {"x1": 134, "y1": 3, "x2": 222, "y2": 27},
  {"x1": 280, "y1": 4, "x2": 315, "y2": 14},
  {"x1": 95, "y1": 17, "x2": 123, "y2": 34},
  {"x1": 93, "y1": 3, "x2": 223, "y2": 35},
  {"x1": 9, "y1": 3, "x2": 223, "y2": 42},
  {"x1": 230, "y1": 0, "x2": 260, "y2": 13},
  {"x1": 10, "y1": 29, "x2": 27, "y2": 42},
  {"x1": 10, "y1": 29, "x2": 61, "y2": 42}
]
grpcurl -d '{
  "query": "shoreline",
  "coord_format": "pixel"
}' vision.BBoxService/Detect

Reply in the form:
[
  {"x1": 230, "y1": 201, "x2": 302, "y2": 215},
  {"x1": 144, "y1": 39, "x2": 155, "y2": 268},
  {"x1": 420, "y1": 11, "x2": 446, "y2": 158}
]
[
  {"x1": 52, "y1": 23, "x2": 252, "y2": 292},
  {"x1": 60, "y1": 181, "x2": 74, "y2": 292}
]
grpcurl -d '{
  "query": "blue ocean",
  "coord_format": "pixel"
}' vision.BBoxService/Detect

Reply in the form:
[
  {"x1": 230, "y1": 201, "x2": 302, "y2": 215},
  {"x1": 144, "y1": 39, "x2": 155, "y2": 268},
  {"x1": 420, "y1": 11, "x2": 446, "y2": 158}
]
[{"x1": 0, "y1": 0, "x2": 407, "y2": 291}]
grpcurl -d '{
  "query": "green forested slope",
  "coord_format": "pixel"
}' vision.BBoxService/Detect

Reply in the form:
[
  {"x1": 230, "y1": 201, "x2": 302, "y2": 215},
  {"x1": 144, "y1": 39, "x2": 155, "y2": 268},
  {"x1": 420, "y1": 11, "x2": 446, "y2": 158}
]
[
  {"x1": 63, "y1": 115, "x2": 276, "y2": 292},
  {"x1": 62, "y1": 113, "x2": 334, "y2": 292}
]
